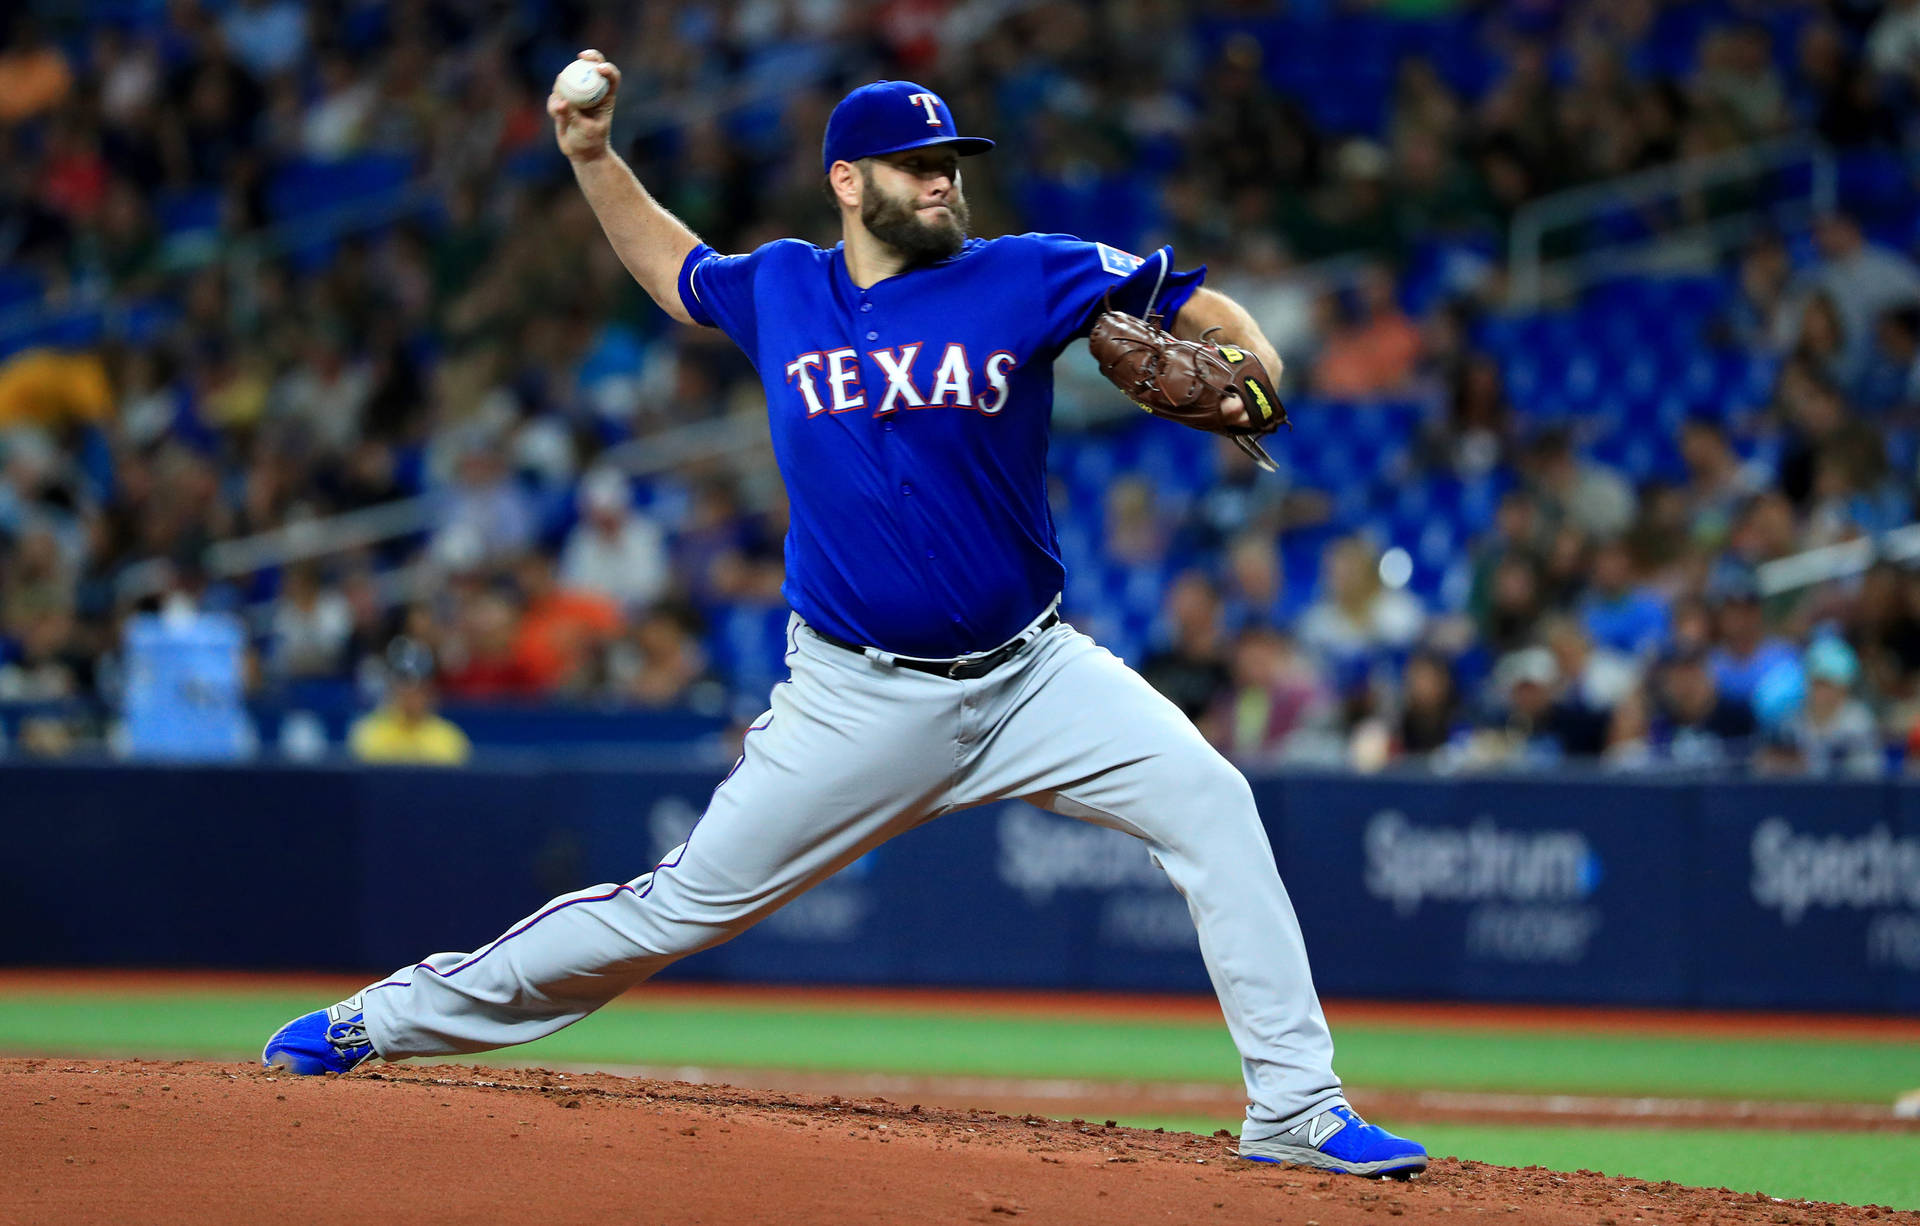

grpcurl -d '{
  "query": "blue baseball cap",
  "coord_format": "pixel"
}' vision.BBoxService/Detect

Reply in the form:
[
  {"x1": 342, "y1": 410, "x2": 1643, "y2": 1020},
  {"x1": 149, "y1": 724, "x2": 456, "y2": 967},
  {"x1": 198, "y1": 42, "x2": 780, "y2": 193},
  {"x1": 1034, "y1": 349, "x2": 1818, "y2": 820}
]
[
  {"x1": 821, "y1": 81, "x2": 994, "y2": 174},
  {"x1": 1804, "y1": 636, "x2": 1859, "y2": 687}
]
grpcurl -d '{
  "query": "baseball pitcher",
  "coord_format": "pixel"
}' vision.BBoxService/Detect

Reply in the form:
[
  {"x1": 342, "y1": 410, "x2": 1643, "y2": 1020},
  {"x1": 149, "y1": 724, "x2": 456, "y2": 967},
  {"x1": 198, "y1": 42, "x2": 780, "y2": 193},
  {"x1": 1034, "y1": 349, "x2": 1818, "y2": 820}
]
[{"x1": 263, "y1": 56, "x2": 1426, "y2": 1178}]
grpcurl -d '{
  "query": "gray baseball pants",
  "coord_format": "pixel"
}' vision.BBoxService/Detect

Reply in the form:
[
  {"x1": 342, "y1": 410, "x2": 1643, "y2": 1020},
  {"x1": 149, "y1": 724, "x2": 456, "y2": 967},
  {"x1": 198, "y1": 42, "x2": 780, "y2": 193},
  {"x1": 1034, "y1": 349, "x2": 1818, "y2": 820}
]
[{"x1": 359, "y1": 614, "x2": 1343, "y2": 1138}]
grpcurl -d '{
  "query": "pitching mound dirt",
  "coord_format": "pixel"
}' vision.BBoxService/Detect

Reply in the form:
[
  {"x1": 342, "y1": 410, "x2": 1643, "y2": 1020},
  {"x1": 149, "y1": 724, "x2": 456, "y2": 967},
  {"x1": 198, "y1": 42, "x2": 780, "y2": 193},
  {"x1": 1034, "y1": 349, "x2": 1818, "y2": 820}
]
[{"x1": 3, "y1": 1058, "x2": 1912, "y2": 1225}]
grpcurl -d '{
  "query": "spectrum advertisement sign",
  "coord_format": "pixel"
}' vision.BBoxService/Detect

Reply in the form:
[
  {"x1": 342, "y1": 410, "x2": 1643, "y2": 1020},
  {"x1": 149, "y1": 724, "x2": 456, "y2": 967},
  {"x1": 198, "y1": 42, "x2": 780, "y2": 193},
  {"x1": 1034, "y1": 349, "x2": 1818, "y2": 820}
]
[
  {"x1": 1696, "y1": 781, "x2": 1920, "y2": 1010},
  {"x1": 3, "y1": 762, "x2": 1917, "y2": 1008},
  {"x1": 1277, "y1": 774, "x2": 1693, "y2": 1003}
]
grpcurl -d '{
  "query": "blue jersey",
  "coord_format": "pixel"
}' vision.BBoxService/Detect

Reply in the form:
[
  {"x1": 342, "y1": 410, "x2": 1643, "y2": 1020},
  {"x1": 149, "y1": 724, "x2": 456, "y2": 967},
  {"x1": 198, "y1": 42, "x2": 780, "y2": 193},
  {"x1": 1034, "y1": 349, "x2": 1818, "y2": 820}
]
[{"x1": 678, "y1": 232, "x2": 1204, "y2": 657}]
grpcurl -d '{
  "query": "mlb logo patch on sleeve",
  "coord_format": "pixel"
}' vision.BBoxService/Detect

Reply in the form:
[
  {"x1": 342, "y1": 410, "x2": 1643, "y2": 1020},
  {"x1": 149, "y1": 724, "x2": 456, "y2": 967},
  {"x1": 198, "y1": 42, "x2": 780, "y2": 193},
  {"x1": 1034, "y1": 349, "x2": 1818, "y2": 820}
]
[{"x1": 1097, "y1": 243, "x2": 1145, "y2": 276}]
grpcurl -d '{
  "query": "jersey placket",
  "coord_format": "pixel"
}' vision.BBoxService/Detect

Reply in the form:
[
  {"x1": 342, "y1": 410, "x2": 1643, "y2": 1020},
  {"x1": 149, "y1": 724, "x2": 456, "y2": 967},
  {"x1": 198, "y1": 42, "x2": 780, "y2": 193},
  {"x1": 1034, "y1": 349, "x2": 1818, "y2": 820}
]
[{"x1": 862, "y1": 287, "x2": 963, "y2": 633}]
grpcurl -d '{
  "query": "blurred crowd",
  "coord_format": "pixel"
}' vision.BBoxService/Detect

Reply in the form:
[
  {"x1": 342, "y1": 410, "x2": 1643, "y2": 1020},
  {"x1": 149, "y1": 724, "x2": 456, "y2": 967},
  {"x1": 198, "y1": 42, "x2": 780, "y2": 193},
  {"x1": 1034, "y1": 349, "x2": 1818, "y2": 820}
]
[{"x1": 4, "y1": 0, "x2": 1920, "y2": 768}]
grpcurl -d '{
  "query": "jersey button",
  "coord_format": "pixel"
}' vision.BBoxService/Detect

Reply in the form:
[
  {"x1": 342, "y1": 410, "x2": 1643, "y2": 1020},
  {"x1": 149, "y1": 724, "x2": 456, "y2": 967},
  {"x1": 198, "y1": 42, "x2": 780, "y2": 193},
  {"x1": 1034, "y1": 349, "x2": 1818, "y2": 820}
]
[
  {"x1": 900, "y1": 483, "x2": 912, "y2": 496},
  {"x1": 860, "y1": 302, "x2": 873, "y2": 313},
  {"x1": 866, "y1": 330, "x2": 878, "y2": 341}
]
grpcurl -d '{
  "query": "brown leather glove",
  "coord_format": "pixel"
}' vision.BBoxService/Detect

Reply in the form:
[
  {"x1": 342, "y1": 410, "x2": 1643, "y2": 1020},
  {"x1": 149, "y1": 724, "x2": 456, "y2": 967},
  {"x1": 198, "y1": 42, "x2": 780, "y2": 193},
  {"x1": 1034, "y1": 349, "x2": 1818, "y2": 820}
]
[{"x1": 1088, "y1": 311, "x2": 1287, "y2": 471}]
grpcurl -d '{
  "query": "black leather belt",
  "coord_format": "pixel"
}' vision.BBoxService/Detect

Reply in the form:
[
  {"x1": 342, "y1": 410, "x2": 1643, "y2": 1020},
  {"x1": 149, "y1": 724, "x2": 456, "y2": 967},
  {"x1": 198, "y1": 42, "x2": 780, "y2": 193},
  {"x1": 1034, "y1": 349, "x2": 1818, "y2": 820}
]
[{"x1": 810, "y1": 613, "x2": 1061, "y2": 680}]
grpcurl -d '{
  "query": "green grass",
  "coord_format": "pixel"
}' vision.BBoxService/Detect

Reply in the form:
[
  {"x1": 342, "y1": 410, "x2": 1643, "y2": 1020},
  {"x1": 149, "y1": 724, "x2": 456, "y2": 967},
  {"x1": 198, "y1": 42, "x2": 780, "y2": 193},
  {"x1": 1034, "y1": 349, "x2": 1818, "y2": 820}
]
[
  {"x1": 2, "y1": 991, "x2": 1915, "y2": 1103},
  {"x1": 4, "y1": 988, "x2": 1917, "y2": 1209},
  {"x1": 1123, "y1": 1117, "x2": 1920, "y2": 1211}
]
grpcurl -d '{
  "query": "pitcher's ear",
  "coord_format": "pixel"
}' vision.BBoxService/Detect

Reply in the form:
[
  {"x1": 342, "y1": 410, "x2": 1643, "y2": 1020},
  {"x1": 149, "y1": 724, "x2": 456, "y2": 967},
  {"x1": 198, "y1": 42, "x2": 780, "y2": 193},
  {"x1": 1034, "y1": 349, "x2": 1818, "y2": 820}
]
[{"x1": 828, "y1": 160, "x2": 862, "y2": 210}]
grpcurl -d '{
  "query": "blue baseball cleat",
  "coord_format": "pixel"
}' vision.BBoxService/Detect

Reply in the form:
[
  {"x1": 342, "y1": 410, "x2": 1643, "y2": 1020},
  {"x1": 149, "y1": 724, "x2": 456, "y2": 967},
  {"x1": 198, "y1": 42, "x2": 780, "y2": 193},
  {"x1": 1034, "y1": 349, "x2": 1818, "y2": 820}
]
[
  {"x1": 1238, "y1": 1103, "x2": 1428, "y2": 1178},
  {"x1": 261, "y1": 994, "x2": 377, "y2": 1075}
]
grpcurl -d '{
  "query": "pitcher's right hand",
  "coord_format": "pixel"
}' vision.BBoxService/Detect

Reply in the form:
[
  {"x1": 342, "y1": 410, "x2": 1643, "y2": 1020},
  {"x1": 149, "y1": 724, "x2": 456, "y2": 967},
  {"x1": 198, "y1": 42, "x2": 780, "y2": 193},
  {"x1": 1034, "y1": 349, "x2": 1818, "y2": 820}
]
[{"x1": 549, "y1": 49, "x2": 619, "y2": 163}]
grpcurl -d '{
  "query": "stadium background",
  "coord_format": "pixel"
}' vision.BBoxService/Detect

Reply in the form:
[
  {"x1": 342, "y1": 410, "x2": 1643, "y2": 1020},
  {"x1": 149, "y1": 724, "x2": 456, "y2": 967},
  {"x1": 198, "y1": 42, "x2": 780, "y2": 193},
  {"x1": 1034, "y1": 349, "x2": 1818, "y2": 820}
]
[{"x1": 3, "y1": 0, "x2": 1919, "y2": 1213}]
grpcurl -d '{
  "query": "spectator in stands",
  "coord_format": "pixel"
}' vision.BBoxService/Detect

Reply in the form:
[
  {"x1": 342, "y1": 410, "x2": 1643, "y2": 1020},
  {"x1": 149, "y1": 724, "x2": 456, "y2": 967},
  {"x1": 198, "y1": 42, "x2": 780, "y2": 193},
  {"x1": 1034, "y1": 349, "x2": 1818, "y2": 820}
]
[
  {"x1": 0, "y1": 17, "x2": 73, "y2": 125},
  {"x1": 1219, "y1": 531, "x2": 1288, "y2": 632},
  {"x1": 1721, "y1": 232, "x2": 1794, "y2": 353},
  {"x1": 1103, "y1": 475, "x2": 1171, "y2": 570},
  {"x1": 1848, "y1": 562, "x2": 1920, "y2": 705},
  {"x1": 1693, "y1": 24, "x2": 1789, "y2": 139},
  {"x1": 1721, "y1": 491, "x2": 1803, "y2": 586},
  {"x1": 613, "y1": 602, "x2": 722, "y2": 711},
  {"x1": 218, "y1": 0, "x2": 308, "y2": 79},
  {"x1": 1666, "y1": 594, "x2": 1715, "y2": 657},
  {"x1": 1207, "y1": 234, "x2": 1318, "y2": 376},
  {"x1": 1395, "y1": 649, "x2": 1461, "y2": 759},
  {"x1": 0, "y1": 348, "x2": 112, "y2": 432},
  {"x1": 1624, "y1": 482, "x2": 1697, "y2": 588},
  {"x1": 511, "y1": 552, "x2": 620, "y2": 695},
  {"x1": 349, "y1": 638, "x2": 471, "y2": 766},
  {"x1": 560, "y1": 468, "x2": 670, "y2": 614},
  {"x1": 432, "y1": 446, "x2": 535, "y2": 568},
  {"x1": 1480, "y1": 554, "x2": 1547, "y2": 657},
  {"x1": 1793, "y1": 292, "x2": 1858, "y2": 391},
  {"x1": 1773, "y1": 366, "x2": 1877, "y2": 516},
  {"x1": 1298, "y1": 535, "x2": 1425, "y2": 669},
  {"x1": 1801, "y1": 20, "x2": 1899, "y2": 149},
  {"x1": 1467, "y1": 490, "x2": 1542, "y2": 629},
  {"x1": 1, "y1": 523, "x2": 69, "y2": 633},
  {"x1": 0, "y1": 603, "x2": 80, "y2": 702},
  {"x1": 1525, "y1": 429, "x2": 1636, "y2": 542},
  {"x1": 1769, "y1": 638, "x2": 1882, "y2": 777},
  {"x1": 1434, "y1": 355, "x2": 1513, "y2": 480},
  {"x1": 1579, "y1": 539, "x2": 1670, "y2": 657},
  {"x1": 1804, "y1": 430, "x2": 1909, "y2": 547},
  {"x1": 1793, "y1": 213, "x2": 1920, "y2": 377},
  {"x1": 1209, "y1": 625, "x2": 1332, "y2": 766},
  {"x1": 1311, "y1": 265, "x2": 1423, "y2": 399},
  {"x1": 269, "y1": 563, "x2": 352, "y2": 680},
  {"x1": 674, "y1": 476, "x2": 756, "y2": 606},
  {"x1": 270, "y1": 330, "x2": 370, "y2": 457},
  {"x1": 1706, "y1": 577, "x2": 1797, "y2": 703},
  {"x1": 1542, "y1": 613, "x2": 1640, "y2": 714},
  {"x1": 1869, "y1": 0, "x2": 1920, "y2": 92},
  {"x1": 1679, "y1": 419, "x2": 1766, "y2": 548},
  {"x1": 1186, "y1": 438, "x2": 1299, "y2": 551},
  {"x1": 1535, "y1": 523, "x2": 1592, "y2": 612},
  {"x1": 1141, "y1": 572, "x2": 1231, "y2": 722},
  {"x1": 1601, "y1": 683, "x2": 1656, "y2": 769},
  {"x1": 303, "y1": 51, "x2": 377, "y2": 161},
  {"x1": 1651, "y1": 646, "x2": 1757, "y2": 768},
  {"x1": 1286, "y1": 138, "x2": 1404, "y2": 261},
  {"x1": 439, "y1": 587, "x2": 540, "y2": 700},
  {"x1": 1859, "y1": 306, "x2": 1920, "y2": 414},
  {"x1": 1461, "y1": 647, "x2": 1581, "y2": 768}
]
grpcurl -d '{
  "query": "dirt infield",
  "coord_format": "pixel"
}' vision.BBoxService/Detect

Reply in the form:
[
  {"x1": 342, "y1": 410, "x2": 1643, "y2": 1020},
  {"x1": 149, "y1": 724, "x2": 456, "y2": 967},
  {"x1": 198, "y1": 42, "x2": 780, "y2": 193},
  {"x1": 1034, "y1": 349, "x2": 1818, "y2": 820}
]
[
  {"x1": 4, "y1": 1059, "x2": 1913, "y2": 1226},
  {"x1": 533, "y1": 1062, "x2": 1920, "y2": 1135}
]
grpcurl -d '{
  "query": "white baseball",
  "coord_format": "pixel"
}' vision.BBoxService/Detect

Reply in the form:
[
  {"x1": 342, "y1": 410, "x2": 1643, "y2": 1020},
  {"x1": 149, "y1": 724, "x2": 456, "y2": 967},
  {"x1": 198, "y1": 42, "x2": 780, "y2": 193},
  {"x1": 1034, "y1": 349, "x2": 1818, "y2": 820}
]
[{"x1": 557, "y1": 60, "x2": 609, "y2": 107}]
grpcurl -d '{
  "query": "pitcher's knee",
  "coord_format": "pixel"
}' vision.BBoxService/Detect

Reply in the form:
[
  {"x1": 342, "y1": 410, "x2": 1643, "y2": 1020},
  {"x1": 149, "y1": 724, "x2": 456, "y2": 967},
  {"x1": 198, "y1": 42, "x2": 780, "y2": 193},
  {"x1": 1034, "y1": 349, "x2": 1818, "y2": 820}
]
[
  {"x1": 1198, "y1": 744, "x2": 1259, "y2": 809},
  {"x1": 1162, "y1": 745, "x2": 1259, "y2": 822}
]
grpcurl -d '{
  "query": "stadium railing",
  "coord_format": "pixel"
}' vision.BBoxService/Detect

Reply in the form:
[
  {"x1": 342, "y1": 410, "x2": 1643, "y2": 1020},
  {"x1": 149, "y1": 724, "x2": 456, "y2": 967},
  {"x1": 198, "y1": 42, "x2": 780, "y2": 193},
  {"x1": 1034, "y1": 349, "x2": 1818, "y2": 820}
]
[
  {"x1": 1757, "y1": 521, "x2": 1920, "y2": 598},
  {"x1": 1508, "y1": 138, "x2": 1836, "y2": 309}
]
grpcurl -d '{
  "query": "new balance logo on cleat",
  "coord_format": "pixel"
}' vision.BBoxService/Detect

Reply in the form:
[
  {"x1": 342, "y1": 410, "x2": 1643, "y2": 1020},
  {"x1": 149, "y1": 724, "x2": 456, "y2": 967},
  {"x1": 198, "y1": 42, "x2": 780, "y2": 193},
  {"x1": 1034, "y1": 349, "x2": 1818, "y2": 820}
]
[
  {"x1": 1303, "y1": 1110, "x2": 1346, "y2": 1148},
  {"x1": 1238, "y1": 1104, "x2": 1428, "y2": 1179}
]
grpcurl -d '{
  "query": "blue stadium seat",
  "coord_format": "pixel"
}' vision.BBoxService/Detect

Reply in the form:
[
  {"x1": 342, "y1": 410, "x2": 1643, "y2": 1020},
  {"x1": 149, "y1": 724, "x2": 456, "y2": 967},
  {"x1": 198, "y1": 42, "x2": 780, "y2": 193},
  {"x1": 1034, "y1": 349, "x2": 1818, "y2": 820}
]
[
  {"x1": 155, "y1": 188, "x2": 222, "y2": 236},
  {"x1": 0, "y1": 269, "x2": 42, "y2": 313},
  {"x1": 266, "y1": 154, "x2": 413, "y2": 224}
]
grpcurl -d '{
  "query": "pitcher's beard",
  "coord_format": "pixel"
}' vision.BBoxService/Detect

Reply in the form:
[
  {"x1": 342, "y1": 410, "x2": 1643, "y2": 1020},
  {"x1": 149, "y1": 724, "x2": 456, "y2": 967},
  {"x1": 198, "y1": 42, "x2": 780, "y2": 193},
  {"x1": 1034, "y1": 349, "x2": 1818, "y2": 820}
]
[{"x1": 861, "y1": 174, "x2": 970, "y2": 264}]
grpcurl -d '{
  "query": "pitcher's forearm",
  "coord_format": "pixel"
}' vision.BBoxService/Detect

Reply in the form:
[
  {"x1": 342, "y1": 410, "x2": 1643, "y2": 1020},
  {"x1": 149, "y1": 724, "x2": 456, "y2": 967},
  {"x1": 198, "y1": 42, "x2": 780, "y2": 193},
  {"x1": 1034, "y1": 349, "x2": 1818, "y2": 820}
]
[
  {"x1": 1173, "y1": 287, "x2": 1284, "y2": 386},
  {"x1": 569, "y1": 152, "x2": 704, "y2": 325}
]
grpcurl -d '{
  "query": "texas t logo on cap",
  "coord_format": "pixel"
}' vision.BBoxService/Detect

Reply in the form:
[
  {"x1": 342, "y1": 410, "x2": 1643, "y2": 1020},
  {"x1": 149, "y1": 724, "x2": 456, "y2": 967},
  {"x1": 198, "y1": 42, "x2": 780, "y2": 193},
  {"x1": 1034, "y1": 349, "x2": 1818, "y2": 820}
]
[{"x1": 822, "y1": 80, "x2": 995, "y2": 174}]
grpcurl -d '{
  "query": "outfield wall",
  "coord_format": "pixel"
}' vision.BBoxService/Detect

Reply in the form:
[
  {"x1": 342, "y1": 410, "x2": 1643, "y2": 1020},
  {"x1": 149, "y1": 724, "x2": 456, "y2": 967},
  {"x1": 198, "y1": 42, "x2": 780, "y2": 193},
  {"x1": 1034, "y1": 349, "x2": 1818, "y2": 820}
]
[{"x1": 3, "y1": 763, "x2": 1916, "y2": 1011}]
